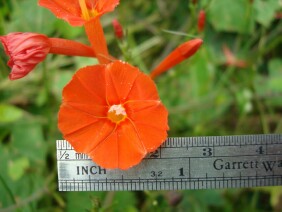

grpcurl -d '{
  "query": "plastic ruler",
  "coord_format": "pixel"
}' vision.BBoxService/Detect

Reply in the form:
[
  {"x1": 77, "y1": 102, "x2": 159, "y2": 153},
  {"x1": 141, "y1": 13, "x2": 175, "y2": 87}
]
[{"x1": 56, "y1": 134, "x2": 282, "y2": 191}]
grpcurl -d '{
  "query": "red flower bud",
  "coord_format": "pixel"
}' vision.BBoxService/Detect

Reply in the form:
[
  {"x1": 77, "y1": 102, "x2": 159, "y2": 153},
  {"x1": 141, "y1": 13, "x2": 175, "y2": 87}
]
[
  {"x1": 223, "y1": 45, "x2": 247, "y2": 68},
  {"x1": 0, "y1": 32, "x2": 50, "y2": 80},
  {"x1": 112, "y1": 19, "x2": 124, "y2": 39},
  {"x1": 197, "y1": 10, "x2": 206, "y2": 33}
]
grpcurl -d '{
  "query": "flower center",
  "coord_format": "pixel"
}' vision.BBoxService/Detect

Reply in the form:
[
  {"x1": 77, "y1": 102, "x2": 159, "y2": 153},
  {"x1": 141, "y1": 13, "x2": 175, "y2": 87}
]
[
  {"x1": 107, "y1": 104, "x2": 127, "y2": 124},
  {"x1": 79, "y1": 0, "x2": 99, "y2": 20}
]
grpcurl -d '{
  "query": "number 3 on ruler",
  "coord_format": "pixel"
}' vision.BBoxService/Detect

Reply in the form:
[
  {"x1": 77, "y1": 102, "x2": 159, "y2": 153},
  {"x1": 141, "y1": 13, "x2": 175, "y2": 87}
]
[{"x1": 203, "y1": 147, "x2": 212, "y2": 156}]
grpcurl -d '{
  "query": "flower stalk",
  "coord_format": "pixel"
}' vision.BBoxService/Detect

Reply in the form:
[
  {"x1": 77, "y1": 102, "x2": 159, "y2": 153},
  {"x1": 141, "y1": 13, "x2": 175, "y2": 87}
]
[
  {"x1": 49, "y1": 38, "x2": 95, "y2": 57},
  {"x1": 84, "y1": 19, "x2": 111, "y2": 64}
]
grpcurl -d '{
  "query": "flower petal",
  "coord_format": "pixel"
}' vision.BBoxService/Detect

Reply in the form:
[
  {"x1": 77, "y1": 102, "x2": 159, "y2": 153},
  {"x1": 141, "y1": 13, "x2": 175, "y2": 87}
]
[
  {"x1": 89, "y1": 119, "x2": 146, "y2": 169},
  {"x1": 89, "y1": 129, "x2": 119, "y2": 168},
  {"x1": 105, "y1": 61, "x2": 140, "y2": 104},
  {"x1": 126, "y1": 101, "x2": 169, "y2": 151},
  {"x1": 58, "y1": 104, "x2": 115, "y2": 153},
  {"x1": 39, "y1": 0, "x2": 84, "y2": 26},
  {"x1": 63, "y1": 65, "x2": 108, "y2": 110},
  {"x1": 96, "y1": 0, "x2": 120, "y2": 14},
  {"x1": 39, "y1": 0, "x2": 120, "y2": 26},
  {"x1": 127, "y1": 70, "x2": 160, "y2": 100}
]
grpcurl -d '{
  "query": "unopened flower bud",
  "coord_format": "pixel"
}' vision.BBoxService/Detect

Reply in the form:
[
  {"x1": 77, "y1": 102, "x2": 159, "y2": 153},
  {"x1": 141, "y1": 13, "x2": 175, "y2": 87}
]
[
  {"x1": 150, "y1": 39, "x2": 203, "y2": 79},
  {"x1": 112, "y1": 19, "x2": 124, "y2": 39},
  {"x1": 197, "y1": 10, "x2": 206, "y2": 33}
]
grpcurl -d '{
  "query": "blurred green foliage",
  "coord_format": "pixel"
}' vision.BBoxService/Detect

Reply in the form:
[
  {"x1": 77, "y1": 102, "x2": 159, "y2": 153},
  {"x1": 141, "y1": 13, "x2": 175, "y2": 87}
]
[{"x1": 0, "y1": 0, "x2": 282, "y2": 211}]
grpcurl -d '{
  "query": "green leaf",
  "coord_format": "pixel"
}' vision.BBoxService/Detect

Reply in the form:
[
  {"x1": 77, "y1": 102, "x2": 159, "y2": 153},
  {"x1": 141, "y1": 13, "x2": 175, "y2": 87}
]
[
  {"x1": 8, "y1": 157, "x2": 30, "y2": 181},
  {"x1": 269, "y1": 58, "x2": 282, "y2": 77},
  {"x1": 254, "y1": 0, "x2": 280, "y2": 27},
  {"x1": 8, "y1": 0, "x2": 56, "y2": 34},
  {"x1": 52, "y1": 71, "x2": 74, "y2": 100},
  {"x1": 255, "y1": 58, "x2": 282, "y2": 107},
  {"x1": 11, "y1": 120, "x2": 46, "y2": 163},
  {"x1": 0, "y1": 104, "x2": 23, "y2": 123},
  {"x1": 54, "y1": 20, "x2": 84, "y2": 39},
  {"x1": 208, "y1": 0, "x2": 255, "y2": 34},
  {"x1": 0, "y1": 139, "x2": 45, "y2": 209},
  {"x1": 180, "y1": 190, "x2": 226, "y2": 211}
]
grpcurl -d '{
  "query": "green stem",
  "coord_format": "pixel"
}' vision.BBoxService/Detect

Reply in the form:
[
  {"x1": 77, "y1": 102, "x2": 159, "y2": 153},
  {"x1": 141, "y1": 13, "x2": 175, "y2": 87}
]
[
  {"x1": 117, "y1": 38, "x2": 134, "y2": 64},
  {"x1": 251, "y1": 83, "x2": 269, "y2": 134}
]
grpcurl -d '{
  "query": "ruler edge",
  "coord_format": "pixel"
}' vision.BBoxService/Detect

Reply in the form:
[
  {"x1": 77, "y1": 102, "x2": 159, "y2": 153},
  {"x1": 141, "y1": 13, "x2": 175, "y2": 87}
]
[{"x1": 56, "y1": 133, "x2": 282, "y2": 150}]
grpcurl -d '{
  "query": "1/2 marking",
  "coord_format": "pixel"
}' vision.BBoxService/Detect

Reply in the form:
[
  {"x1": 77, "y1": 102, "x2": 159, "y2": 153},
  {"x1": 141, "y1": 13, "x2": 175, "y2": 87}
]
[{"x1": 60, "y1": 151, "x2": 69, "y2": 160}]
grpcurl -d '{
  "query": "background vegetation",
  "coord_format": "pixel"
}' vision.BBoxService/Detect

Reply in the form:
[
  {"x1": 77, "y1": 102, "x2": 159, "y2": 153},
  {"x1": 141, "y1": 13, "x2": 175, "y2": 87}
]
[{"x1": 0, "y1": 0, "x2": 281, "y2": 211}]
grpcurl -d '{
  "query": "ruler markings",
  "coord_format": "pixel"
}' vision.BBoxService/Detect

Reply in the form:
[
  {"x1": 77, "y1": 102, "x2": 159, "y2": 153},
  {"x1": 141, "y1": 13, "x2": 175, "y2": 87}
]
[
  {"x1": 57, "y1": 141, "x2": 282, "y2": 150},
  {"x1": 54, "y1": 135, "x2": 274, "y2": 149},
  {"x1": 58, "y1": 175, "x2": 282, "y2": 185},
  {"x1": 58, "y1": 175, "x2": 282, "y2": 191},
  {"x1": 57, "y1": 153, "x2": 282, "y2": 161}
]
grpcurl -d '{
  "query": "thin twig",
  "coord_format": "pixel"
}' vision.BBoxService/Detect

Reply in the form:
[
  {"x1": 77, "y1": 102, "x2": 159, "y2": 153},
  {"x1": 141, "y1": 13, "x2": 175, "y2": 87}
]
[
  {"x1": 0, "y1": 174, "x2": 54, "y2": 212},
  {"x1": 102, "y1": 191, "x2": 115, "y2": 210}
]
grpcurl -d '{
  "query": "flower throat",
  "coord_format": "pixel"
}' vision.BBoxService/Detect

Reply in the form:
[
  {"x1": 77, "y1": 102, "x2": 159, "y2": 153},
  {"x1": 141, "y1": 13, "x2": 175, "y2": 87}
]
[
  {"x1": 79, "y1": 0, "x2": 99, "y2": 20},
  {"x1": 107, "y1": 104, "x2": 127, "y2": 124}
]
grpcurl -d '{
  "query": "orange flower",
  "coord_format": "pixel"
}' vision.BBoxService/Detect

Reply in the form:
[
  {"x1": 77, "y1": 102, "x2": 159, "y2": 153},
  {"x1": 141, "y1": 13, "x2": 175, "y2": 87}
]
[
  {"x1": 39, "y1": 0, "x2": 120, "y2": 26},
  {"x1": 0, "y1": 32, "x2": 95, "y2": 80},
  {"x1": 39, "y1": 0, "x2": 119, "y2": 64},
  {"x1": 58, "y1": 60, "x2": 169, "y2": 169},
  {"x1": 150, "y1": 39, "x2": 203, "y2": 79}
]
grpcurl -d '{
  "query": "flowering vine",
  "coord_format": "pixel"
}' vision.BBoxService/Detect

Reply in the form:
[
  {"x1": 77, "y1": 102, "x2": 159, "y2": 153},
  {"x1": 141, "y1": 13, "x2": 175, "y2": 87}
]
[{"x1": 0, "y1": 0, "x2": 202, "y2": 169}]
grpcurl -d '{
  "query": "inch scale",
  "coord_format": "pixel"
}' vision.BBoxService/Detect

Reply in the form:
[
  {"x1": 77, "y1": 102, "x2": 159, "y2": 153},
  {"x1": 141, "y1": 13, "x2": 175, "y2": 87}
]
[{"x1": 57, "y1": 134, "x2": 282, "y2": 191}]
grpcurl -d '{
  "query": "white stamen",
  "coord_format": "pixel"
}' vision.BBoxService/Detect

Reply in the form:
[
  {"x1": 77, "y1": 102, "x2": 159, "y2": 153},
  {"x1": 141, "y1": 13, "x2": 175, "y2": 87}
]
[{"x1": 108, "y1": 104, "x2": 126, "y2": 116}]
